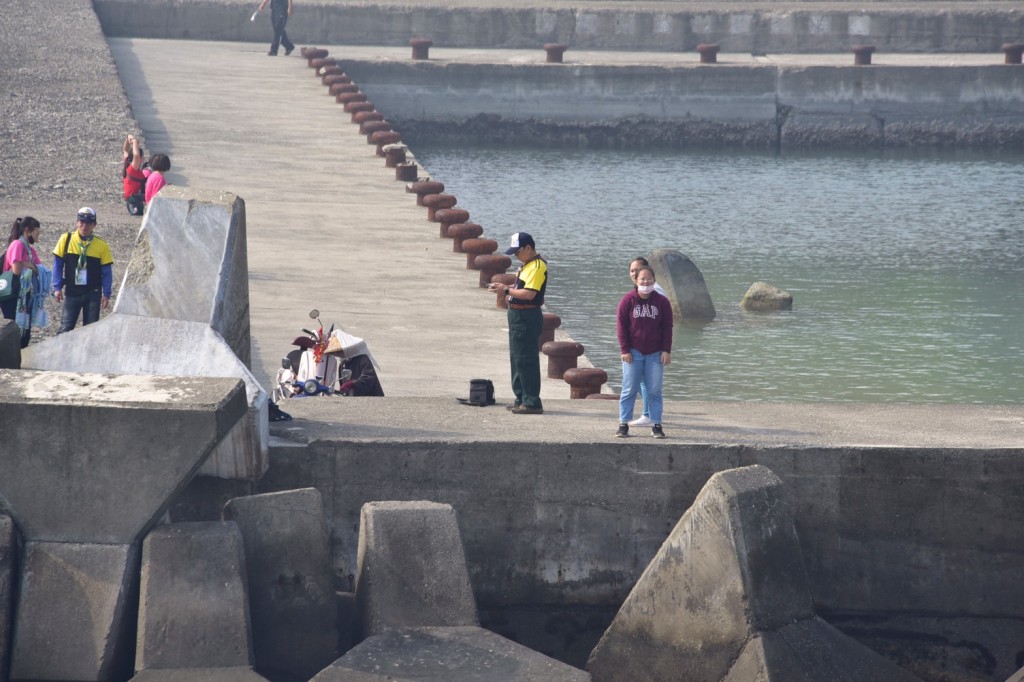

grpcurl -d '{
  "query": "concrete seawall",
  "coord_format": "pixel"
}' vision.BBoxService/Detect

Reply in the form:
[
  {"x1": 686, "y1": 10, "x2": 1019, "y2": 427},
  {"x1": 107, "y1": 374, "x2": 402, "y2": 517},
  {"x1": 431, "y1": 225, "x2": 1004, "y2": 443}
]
[
  {"x1": 341, "y1": 58, "x2": 1024, "y2": 149},
  {"x1": 94, "y1": 0, "x2": 1024, "y2": 53},
  {"x1": 260, "y1": 434, "x2": 1024, "y2": 679}
]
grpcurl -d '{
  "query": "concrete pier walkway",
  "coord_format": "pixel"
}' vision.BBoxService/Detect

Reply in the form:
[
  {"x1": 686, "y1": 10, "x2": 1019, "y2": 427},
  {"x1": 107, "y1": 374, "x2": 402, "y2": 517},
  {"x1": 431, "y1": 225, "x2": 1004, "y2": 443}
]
[{"x1": 110, "y1": 38, "x2": 585, "y2": 399}]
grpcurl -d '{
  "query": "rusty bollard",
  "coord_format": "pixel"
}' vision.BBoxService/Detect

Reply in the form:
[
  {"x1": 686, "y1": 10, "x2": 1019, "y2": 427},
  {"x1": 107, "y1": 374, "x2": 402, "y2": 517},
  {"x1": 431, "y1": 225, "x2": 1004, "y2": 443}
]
[
  {"x1": 305, "y1": 48, "x2": 329, "y2": 64},
  {"x1": 321, "y1": 66, "x2": 347, "y2": 81},
  {"x1": 360, "y1": 120, "x2": 392, "y2": 138},
  {"x1": 539, "y1": 312, "x2": 561, "y2": 349},
  {"x1": 449, "y1": 223, "x2": 484, "y2": 252},
  {"x1": 407, "y1": 180, "x2": 445, "y2": 205},
  {"x1": 461, "y1": 239, "x2": 498, "y2": 269},
  {"x1": 353, "y1": 111, "x2": 384, "y2": 125},
  {"x1": 544, "y1": 43, "x2": 568, "y2": 63},
  {"x1": 475, "y1": 254, "x2": 511, "y2": 287},
  {"x1": 300, "y1": 47, "x2": 311, "y2": 59},
  {"x1": 347, "y1": 102, "x2": 375, "y2": 117},
  {"x1": 372, "y1": 131, "x2": 402, "y2": 156},
  {"x1": 383, "y1": 144, "x2": 408, "y2": 167},
  {"x1": 331, "y1": 83, "x2": 360, "y2": 98},
  {"x1": 852, "y1": 45, "x2": 876, "y2": 65},
  {"x1": 311, "y1": 57, "x2": 337, "y2": 75},
  {"x1": 564, "y1": 367, "x2": 608, "y2": 399},
  {"x1": 323, "y1": 74, "x2": 351, "y2": 88},
  {"x1": 396, "y1": 162, "x2": 418, "y2": 181},
  {"x1": 491, "y1": 273, "x2": 517, "y2": 308},
  {"x1": 542, "y1": 341, "x2": 584, "y2": 380},
  {"x1": 697, "y1": 43, "x2": 720, "y2": 64},
  {"x1": 435, "y1": 208, "x2": 470, "y2": 238},
  {"x1": 337, "y1": 92, "x2": 368, "y2": 106},
  {"x1": 423, "y1": 194, "x2": 457, "y2": 220},
  {"x1": 1003, "y1": 43, "x2": 1024, "y2": 64},
  {"x1": 410, "y1": 38, "x2": 433, "y2": 60}
]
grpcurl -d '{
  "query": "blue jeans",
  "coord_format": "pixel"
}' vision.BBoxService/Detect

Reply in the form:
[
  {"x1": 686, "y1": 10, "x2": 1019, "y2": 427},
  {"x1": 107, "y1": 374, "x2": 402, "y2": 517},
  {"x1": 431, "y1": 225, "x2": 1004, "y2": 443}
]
[
  {"x1": 619, "y1": 350, "x2": 664, "y2": 424},
  {"x1": 59, "y1": 289, "x2": 101, "y2": 333}
]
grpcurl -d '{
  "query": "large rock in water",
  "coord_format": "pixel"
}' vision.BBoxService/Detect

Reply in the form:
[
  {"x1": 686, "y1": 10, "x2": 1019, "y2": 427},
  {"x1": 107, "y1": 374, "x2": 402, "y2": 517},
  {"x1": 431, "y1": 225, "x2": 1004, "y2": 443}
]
[
  {"x1": 647, "y1": 249, "x2": 716, "y2": 322},
  {"x1": 741, "y1": 281, "x2": 793, "y2": 311},
  {"x1": 586, "y1": 465, "x2": 921, "y2": 682}
]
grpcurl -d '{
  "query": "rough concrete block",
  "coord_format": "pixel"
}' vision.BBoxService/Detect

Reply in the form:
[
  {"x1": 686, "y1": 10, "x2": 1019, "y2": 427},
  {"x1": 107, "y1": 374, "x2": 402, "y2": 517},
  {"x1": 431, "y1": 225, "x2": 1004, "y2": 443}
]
[
  {"x1": 116, "y1": 186, "x2": 252, "y2": 368},
  {"x1": 21, "y1": 315, "x2": 268, "y2": 480},
  {"x1": 356, "y1": 501, "x2": 478, "y2": 638},
  {"x1": 587, "y1": 464, "x2": 918, "y2": 682},
  {"x1": 223, "y1": 488, "x2": 338, "y2": 679},
  {"x1": 130, "y1": 667, "x2": 269, "y2": 681},
  {"x1": 0, "y1": 319, "x2": 19, "y2": 369},
  {"x1": 311, "y1": 626, "x2": 591, "y2": 681},
  {"x1": 1008, "y1": 666, "x2": 1024, "y2": 682},
  {"x1": 0, "y1": 368, "x2": 247, "y2": 544},
  {"x1": 647, "y1": 248, "x2": 716, "y2": 323},
  {"x1": 137, "y1": 522, "x2": 253, "y2": 670},
  {"x1": 723, "y1": 618, "x2": 920, "y2": 682},
  {"x1": 11, "y1": 541, "x2": 138, "y2": 682},
  {"x1": 0, "y1": 515, "x2": 18, "y2": 681}
]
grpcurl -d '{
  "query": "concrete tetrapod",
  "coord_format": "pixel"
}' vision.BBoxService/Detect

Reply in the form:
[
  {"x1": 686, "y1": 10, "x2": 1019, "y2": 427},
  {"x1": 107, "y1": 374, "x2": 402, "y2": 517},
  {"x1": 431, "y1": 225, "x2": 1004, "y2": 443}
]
[
  {"x1": 23, "y1": 314, "x2": 268, "y2": 480},
  {"x1": 223, "y1": 488, "x2": 339, "y2": 680},
  {"x1": 136, "y1": 522, "x2": 254, "y2": 671},
  {"x1": 586, "y1": 464, "x2": 921, "y2": 682},
  {"x1": 647, "y1": 248, "x2": 716, "y2": 323},
  {"x1": 0, "y1": 515, "x2": 16, "y2": 679},
  {"x1": 0, "y1": 370, "x2": 247, "y2": 682},
  {"x1": 131, "y1": 669, "x2": 269, "y2": 681},
  {"x1": 0, "y1": 319, "x2": 19, "y2": 369}
]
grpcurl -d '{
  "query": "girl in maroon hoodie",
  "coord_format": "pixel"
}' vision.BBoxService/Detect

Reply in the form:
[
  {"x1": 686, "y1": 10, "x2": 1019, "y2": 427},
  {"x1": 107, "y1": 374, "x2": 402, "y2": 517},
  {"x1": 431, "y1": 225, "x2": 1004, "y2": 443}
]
[{"x1": 616, "y1": 265, "x2": 673, "y2": 438}]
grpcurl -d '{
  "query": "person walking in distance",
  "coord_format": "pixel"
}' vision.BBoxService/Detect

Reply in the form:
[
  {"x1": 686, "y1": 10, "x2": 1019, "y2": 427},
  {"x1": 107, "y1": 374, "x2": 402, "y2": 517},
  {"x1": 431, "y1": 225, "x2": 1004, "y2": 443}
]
[
  {"x1": 258, "y1": 0, "x2": 295, "y2": 56},
  {"x1": 626, "y1": 256, "x2": 668, "y2": 427},
  {"x1": 616, "y1": 265, "x2": 673, "y2": 438},
  {"x1": 489, "y1": 232, "x2": 548, "y2": 414},
  {"x1": 52, "y1": 208, "x2": 114, "y2": 333}
]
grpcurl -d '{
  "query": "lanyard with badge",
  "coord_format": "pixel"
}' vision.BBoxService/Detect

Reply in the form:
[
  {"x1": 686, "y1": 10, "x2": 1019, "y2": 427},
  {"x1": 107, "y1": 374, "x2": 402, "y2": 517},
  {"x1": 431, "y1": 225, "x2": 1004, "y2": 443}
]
[{"x1": 74, "y1": 233, "x2": 93, "y2": 286}]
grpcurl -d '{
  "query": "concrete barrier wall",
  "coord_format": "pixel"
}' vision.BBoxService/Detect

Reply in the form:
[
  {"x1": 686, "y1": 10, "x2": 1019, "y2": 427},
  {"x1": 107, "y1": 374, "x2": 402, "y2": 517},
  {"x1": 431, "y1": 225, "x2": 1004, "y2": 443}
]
[
  {"x1": 340, "y1": 60, "x2": 1024, "y2": 149},
  {"x1": 259, "y1": 442, "x2": 1024, "y2": 615},
  {"x1": 94, "y1": 1, "x2": 1024, "y2": 53}
]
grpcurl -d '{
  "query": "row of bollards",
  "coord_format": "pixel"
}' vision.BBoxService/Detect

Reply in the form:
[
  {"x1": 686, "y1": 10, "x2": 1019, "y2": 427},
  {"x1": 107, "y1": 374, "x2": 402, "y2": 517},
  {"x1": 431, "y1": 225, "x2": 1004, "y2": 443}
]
[
  {"x1": 297, "y1": 45, "x2": 611, "y2": 399},
  {"x1": 399, "y1": 37, "x2": 1024, "y2": 66}
]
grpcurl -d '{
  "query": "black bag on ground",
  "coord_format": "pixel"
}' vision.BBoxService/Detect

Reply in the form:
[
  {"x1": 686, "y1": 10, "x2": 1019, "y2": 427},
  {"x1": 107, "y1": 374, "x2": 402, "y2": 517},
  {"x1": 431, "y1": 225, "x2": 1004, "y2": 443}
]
[
  {"x1": 457, "y1": 378, "x2": 495, "y2": 407},
  {"x1": 126, "y1": 193, "x2": 145, "y2": 216}
]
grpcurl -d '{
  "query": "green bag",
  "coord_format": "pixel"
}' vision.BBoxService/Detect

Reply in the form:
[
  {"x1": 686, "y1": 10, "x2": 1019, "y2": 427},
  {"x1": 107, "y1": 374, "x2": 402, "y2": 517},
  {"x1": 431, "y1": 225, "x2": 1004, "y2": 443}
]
[{"x1": 0, "y1": 270, "x2": 17, "y2": 303}]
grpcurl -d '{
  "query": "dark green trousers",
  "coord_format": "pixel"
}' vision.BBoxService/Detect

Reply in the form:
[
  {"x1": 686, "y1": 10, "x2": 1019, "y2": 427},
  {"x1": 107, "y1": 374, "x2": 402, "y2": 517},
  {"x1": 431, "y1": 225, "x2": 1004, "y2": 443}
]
[{"x1": 508, "y1": 307, "x2": 543, "y2": 409}]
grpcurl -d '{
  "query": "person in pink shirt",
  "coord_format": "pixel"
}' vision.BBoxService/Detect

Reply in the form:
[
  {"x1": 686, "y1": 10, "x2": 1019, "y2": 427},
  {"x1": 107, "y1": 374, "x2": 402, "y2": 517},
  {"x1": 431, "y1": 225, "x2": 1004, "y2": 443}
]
[
  {"x1": 2, "y1": 216, "x2": 43, "y2": 347},
  {"x1": 144, "y1": 153, "x2": 171, "y2": 205}
]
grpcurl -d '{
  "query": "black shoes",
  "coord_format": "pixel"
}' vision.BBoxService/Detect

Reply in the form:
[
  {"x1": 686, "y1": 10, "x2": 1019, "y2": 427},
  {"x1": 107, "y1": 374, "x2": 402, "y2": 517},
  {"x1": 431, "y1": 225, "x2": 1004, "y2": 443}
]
[
  {"x1": 267, "y1": 51, "x2": 277, "y2": 56},
  {"x1": 616, "y1": 423, "x2": 629, "y2": 438},
  {"x1": 284, "y1": 45, "x2": 295, "y2": 56},
  {"x1": 652, "y1": 424, "x2": 665, "y2": 439},
  {"x1": 511, "y1": 405, "x2": 543, "y2": 415}
]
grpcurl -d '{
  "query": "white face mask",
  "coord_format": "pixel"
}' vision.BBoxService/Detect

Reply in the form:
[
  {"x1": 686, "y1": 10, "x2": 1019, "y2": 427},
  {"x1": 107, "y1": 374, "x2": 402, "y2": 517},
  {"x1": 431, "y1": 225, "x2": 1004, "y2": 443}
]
[{"x1": 637, "y1": 284, "x2": 656, "y2": 295}]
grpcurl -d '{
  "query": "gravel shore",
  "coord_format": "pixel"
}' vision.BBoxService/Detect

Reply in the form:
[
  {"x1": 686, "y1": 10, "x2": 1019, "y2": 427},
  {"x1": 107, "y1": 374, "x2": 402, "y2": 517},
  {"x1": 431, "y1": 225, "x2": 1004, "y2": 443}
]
[{"x1": 1, "y1": 0, "x2": 146, "y2": 342}]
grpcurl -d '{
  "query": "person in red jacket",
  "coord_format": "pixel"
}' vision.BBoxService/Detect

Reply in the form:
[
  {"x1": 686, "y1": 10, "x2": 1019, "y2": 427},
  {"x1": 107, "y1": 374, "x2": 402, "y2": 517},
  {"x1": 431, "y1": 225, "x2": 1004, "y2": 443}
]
[{"x1": 616, "y1": 265, "x2": 673, "y2": 438}]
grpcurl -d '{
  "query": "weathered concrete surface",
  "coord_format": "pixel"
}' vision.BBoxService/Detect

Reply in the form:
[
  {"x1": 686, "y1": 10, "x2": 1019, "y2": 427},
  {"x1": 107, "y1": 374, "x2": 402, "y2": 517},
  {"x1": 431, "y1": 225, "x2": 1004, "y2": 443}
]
[
  {"x1": 116, "y1": 187, "x2": 252, "y2": 368},
  {"x1": 356, "y1": 501, "x2": 479, "y2": 638},
  {"x1": 137, "y1": 522, "x2": 253, "y2": 671},
  {"x1": 93, "y1": 0, "x2": 1024, "y2": 53},
  {"x1": 0, "y1": 369, "x2": 247, "y2": 543},
  {"x1": 586, "y1": 465, "x2": 917, "y2": 681},
  {"x1": 740, "y1": 281, "x2": 793, "y2": 311},
  {"x1": 1007, "y1": 666, "x2": 1024, "y2": 682},
  {"x1": 21, "y1": 315, "x2": 268, "y2": 480},
  {"x1": 108, "y1": 37, "x2": 580, "y2": 401},
  {"x1": 340, "y1": 57, "x2": 1024, "y2": 150},
  {"x1": 312, "y1": 626, "x2": 590, "y2": 681},
  {"x1": 223, "y1": 489, "x2": 339, "y2": 680},
  {"x1": 647, "y1": 249, "x2": 717, "y2": 322},
  {"x1": 130, "y1": 667, "x2": 269, "y2": 681},
  {"x1": 260, "y1": 398, "x2": 1024, "y2": 680},
  {"x1": 0, "y1": 320, "x2": 19, "y2": 369},
  {"x1": 0, "y1": 516, "x2": 17, "y2": 682},
  {"x1": 11, "y1": 541, "x2": 138, "y2": 682}
]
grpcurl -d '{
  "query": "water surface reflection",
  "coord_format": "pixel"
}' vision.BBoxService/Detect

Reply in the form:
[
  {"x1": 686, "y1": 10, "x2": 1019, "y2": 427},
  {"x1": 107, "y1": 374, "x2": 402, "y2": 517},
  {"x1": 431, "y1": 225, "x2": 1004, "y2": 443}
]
[{"x1": 415, "y1": 146, "x2": 1024, "y2": 404}]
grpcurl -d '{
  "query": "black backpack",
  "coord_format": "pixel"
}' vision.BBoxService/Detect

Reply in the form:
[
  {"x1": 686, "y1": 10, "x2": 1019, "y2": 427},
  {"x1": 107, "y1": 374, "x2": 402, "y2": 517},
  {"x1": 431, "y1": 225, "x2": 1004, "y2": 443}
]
[{"x1": 124, "y1": 159, "x2": 148, "y2": 216}]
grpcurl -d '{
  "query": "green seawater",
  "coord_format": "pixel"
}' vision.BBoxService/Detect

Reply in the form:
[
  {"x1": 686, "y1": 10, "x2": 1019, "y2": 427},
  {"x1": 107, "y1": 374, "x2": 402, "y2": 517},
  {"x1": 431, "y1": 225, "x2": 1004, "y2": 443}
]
[{"x1": 414, "y1": 145, "x2": 1024, "y2": 403}]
